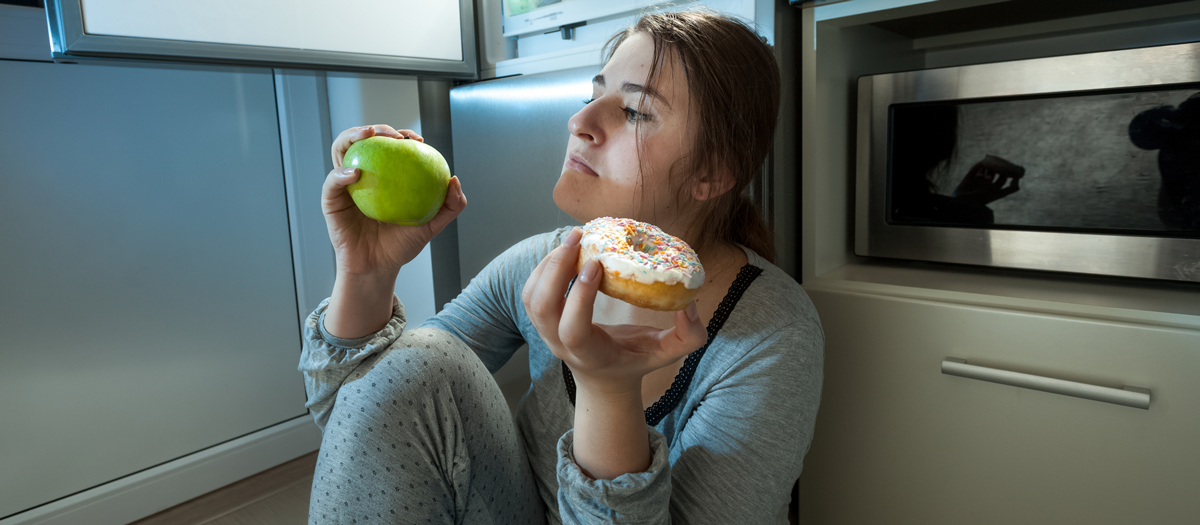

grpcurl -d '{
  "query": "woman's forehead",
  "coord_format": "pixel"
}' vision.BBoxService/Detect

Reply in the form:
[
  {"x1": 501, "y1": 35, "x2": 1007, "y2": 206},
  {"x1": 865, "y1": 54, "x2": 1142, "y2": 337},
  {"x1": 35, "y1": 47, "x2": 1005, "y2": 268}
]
[{"x1": 599, "y1": 33, "x2": 688, "y2": 108}]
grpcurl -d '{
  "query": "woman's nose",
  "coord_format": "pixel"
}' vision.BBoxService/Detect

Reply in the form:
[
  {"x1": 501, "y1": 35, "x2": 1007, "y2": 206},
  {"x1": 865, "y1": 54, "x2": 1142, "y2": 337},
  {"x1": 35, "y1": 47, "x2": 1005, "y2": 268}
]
[{"x1": 568, "y1": 102, "x2": 605, "y2": 145}]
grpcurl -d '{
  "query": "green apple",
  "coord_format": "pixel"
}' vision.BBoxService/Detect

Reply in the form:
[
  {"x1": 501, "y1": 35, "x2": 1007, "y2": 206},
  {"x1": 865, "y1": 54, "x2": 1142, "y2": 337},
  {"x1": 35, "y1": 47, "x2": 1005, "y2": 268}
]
[{"x1": 344, "y1": 136, "x2": 452, "y2": 226}]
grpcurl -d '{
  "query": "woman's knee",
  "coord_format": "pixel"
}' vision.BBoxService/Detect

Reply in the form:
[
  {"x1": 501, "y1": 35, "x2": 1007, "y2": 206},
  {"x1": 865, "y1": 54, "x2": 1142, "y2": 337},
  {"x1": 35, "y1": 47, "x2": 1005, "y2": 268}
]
[
  {"x1": 315, "y1": 327, "x2": 497, "y2": 479},
  {"x1": 312, "y1": 327, "x2": 541, "y2": 523},
  {"x1": 312, "y1": 336, "x2": 476, "y2": 522}
]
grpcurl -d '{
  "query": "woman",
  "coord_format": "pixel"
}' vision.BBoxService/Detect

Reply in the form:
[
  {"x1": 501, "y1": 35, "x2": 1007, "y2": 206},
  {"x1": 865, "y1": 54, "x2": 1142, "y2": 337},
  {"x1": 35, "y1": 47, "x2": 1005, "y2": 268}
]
[{"x1": 301, "y1": 10, "x2": 823, "y2": 524}]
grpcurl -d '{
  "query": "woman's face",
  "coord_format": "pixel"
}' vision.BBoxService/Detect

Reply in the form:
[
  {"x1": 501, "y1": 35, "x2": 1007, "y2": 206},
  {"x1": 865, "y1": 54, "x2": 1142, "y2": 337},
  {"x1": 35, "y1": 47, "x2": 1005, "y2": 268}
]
[{"x1": 553, "y1": 32, "x2": 696, "y2": 231}]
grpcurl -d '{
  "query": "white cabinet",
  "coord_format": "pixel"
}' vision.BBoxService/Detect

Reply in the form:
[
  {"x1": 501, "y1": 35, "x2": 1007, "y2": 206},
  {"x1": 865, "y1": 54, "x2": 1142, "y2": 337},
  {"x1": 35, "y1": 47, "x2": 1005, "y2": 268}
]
[
  {"x1": 0, "y1": 8, "x2": 335, "y2": 523},
  {"x1": 801, "y1": 290, "x2": 1200, "y2": 523},
  {"x1": 795, "y1": 1, "x2": 1200, "y2": 523},
  {"x1": 0, "y1": 57, "x2": 322, "y2": 524}
]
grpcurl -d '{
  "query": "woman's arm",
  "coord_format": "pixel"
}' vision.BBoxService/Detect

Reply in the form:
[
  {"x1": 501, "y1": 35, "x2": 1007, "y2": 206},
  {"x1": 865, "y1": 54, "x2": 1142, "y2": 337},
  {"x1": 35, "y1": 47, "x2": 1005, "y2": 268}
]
[
  {"x1": 298, "y1": 294, "x2": 408, "y2": 430},
  {"x1": 320, "y1": 124, "x2": 465, "y2": 340},
  {"x1": 300, "y1": 123, "x2": 466, "y2": 428},
  {"x1": 521, "y1": 228, "x2": 708, "y2": 480},
  {"x1": 324, "y1": 271, "x2": 397, "y2": 339},
  {"x1": 301, "y1": 228, "x2": 570, "y2": 429},
  {"x1": 555, "y1": 322, "x2": 824, "y2": 525},
  {"x1": 572, "y1": 379, "x2": 651, "y2": 479}
]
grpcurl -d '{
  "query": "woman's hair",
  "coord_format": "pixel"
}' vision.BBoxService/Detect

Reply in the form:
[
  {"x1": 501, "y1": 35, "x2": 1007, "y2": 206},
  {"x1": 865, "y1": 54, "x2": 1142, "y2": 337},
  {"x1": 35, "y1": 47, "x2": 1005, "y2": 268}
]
[{"x1": 604, "y1": 10, "x2": 779, "y2": 262}]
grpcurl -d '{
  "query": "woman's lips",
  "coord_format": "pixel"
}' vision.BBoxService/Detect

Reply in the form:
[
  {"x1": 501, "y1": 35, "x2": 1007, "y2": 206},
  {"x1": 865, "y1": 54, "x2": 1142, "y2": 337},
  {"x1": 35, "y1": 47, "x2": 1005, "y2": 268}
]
[{"x1": 566, "y1": 153, "x2": 598, "y2": 176}]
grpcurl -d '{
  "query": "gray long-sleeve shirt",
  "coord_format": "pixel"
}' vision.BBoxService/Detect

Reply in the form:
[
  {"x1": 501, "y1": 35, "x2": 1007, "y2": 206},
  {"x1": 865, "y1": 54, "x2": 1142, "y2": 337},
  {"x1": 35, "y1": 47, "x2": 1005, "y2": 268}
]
[{"x1": 300, "y1": 227, "x2": 824, "y2": 524}]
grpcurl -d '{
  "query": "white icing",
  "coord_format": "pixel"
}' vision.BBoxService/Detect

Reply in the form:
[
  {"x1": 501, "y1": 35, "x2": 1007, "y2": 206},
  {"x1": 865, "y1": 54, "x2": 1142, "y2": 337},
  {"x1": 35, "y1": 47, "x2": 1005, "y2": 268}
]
[{"x1": 580, "y1": 232, "x2": 706, "y2": 289}]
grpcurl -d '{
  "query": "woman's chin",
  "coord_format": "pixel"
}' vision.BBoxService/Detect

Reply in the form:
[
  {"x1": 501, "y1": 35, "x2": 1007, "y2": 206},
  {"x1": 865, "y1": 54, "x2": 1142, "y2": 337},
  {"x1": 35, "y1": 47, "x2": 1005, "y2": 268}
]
[{"x1": 552, "y1": 180, "x2": 589, "y2": 224}]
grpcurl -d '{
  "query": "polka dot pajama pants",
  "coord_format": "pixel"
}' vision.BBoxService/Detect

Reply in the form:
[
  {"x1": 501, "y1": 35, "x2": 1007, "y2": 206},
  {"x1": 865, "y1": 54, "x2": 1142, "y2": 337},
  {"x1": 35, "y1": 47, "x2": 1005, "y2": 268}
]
[{"x1": 309, "y1": 327, "x2": 547, "y2": 525}]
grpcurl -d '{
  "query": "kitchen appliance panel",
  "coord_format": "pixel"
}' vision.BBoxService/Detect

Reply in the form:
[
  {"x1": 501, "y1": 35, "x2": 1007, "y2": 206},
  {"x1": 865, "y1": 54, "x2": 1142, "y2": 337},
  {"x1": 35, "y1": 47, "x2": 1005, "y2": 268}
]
[{"x1": 449, "y1": 66, "x2": 600, "y2": 287}]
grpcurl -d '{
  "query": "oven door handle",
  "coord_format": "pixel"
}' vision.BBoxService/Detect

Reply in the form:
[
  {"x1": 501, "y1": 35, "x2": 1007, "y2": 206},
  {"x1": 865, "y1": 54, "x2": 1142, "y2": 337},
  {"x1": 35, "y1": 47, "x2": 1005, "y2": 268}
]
[{"x1": 941, "y1": 357, "x2": 1151, "y2": 409}]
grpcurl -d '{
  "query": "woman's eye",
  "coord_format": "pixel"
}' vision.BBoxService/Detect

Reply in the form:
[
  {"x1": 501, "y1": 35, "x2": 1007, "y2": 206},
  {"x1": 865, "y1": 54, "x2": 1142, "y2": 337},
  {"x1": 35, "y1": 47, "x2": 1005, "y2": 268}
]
[
  {"x1": 582, "y1": 98, "x2": 650, "y2": 123},
  {"x1": 622, "y1": 107, "x2": 652, "y2": 123}
]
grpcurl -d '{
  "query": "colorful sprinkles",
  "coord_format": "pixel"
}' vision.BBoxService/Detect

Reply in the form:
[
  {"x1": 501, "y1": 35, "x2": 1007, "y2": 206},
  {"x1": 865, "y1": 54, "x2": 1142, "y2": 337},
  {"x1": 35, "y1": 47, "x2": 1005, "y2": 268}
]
[{"x1": 580, "y1": 217, "x2": 704, "y2": 279}]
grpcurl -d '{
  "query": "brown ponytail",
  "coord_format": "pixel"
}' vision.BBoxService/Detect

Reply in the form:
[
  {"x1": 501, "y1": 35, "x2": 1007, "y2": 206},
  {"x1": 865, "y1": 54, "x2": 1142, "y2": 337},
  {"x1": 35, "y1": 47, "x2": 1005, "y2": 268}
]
[{"x1": 605, "y1": 10, "x2": 780, "y2": 263}]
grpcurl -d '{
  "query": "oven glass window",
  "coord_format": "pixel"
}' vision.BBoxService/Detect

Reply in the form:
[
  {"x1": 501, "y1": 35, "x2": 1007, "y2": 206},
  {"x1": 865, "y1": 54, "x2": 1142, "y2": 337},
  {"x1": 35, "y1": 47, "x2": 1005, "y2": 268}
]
[{"x1": 887, "y1": 87, "x2": 1200, "y2": 237}]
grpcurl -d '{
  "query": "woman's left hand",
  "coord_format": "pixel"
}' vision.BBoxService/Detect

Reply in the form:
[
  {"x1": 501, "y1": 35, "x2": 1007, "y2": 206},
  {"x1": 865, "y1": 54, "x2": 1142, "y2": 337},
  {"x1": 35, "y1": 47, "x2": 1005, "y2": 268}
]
[{"x1": 521, "y1": 227, "x2": 709, "y2": 394}]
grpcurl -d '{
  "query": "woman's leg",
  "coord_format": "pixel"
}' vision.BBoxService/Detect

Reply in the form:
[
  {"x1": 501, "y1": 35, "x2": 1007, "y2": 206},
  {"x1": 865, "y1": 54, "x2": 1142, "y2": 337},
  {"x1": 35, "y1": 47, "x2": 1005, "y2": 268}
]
[{"x1": 309, "y1": 326, "x2": 545, "y2": 524}]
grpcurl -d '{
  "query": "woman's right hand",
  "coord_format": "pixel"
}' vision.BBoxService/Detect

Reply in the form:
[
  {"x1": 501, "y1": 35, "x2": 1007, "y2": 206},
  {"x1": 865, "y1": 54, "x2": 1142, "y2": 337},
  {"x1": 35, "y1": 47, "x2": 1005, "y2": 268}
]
[{"x1": 322, "y1": 124, "x2": 467, "y2": 280}]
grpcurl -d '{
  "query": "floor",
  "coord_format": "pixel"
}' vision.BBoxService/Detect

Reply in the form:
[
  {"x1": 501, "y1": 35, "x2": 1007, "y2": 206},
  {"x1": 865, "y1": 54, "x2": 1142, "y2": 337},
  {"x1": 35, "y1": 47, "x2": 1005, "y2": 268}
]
[{"x1": 129, "y1": 452, "x2": 317, "y2": 525}]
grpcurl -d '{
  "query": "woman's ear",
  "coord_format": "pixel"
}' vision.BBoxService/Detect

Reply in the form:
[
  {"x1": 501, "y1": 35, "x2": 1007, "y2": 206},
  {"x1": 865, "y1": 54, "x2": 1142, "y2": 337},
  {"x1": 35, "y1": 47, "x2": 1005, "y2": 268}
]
[{"x1": 691, "y1": 171, "x2": 736, "y2": 201}]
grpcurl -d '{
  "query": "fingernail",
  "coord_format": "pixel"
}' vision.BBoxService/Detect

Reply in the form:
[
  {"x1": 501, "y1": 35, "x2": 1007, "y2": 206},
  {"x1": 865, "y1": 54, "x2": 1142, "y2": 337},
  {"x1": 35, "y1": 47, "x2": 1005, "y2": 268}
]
[
  {"x1": 341, "y1": 167, "x2": 356, "y2": 177},
  {"x1": 565, "y1": 228, "x2": 582, "y2": 247},
  {"x1": 686, "y1": 302, "x2": 699, "y2": 322},
  {"x1": 358, "y1": 126, "x2": 372, "y2": 131},
  {"x1": 580, "y1": 258, "x2": 600, "y2": 283}
]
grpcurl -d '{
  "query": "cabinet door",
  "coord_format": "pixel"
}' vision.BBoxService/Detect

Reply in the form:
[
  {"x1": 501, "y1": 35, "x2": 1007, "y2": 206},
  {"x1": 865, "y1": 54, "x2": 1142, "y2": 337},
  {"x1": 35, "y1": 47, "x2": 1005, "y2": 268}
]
[
  {"x1": 46, "y1": 0, "x2": 476, "y2": 78},
  {"x1": 0, "y1": 59, "x2": 307, "y2": 518},
  {"x1": 799, "y1": 290, "x2": 1200, "y2": 524}
]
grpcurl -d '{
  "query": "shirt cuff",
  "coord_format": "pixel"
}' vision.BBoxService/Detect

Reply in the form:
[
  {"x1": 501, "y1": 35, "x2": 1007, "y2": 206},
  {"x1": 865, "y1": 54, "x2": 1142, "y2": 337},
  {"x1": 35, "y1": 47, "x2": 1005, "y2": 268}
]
[
  {"x1": 316, "y1": 294, "x2": 405, "y2": 349},
  {"x1": 555, "y1": 427, "x2": 672, "y2": 524}
]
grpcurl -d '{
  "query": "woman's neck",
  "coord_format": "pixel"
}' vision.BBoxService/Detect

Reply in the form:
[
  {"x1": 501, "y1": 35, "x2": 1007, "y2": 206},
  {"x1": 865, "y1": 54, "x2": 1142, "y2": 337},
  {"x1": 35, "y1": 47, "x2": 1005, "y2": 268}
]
[{"x1": 695, "y1": 242, "x2": 746, "y2": 283}]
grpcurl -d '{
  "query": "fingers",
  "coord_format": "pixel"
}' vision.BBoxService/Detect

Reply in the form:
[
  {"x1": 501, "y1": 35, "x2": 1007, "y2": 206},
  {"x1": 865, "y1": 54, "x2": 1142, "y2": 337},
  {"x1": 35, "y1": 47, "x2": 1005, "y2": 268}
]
[
  {"x1": 978, "y1": 168, "x2": 997, "y2": 184},
  {"x1": 999, "y1": 176, "x2": 1020, "y2": 196},
  {"x1": 422, "y1": 176, "x2": 467, "y2": 238},
  {"x1": 398, "y1": 129, "x2": 425, "y2": 142},
  {"x1": 521, "y1": 252, "x2": 552, "y2": 311},
  {"x1": 331, "y1": 125, "x2": 411, "y2": 168},
  {"x1": 966, "y1": 163, "x2": 988, "y2": 179},
  {"x1": 661, "y1": 301, "x2": 708, "y2": 359},
  {"x1": 321, "y1": 166, "x2": 362, "y2": 216},
  {"x1": 522, "y1": 228, "x2": 584, "y2": 342},
  {"x1": 560, "y1": 257, "x2": 602, "y2": 348},
  {"x1": 538, "y1": 228, "x2": 583, "y2": 302}
]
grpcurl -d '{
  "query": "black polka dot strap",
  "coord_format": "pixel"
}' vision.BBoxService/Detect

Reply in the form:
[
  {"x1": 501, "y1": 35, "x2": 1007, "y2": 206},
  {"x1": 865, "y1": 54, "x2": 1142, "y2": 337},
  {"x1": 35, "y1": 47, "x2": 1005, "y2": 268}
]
[{"x1": 562, "y1": 264, "x2": 764, "y2": 426}]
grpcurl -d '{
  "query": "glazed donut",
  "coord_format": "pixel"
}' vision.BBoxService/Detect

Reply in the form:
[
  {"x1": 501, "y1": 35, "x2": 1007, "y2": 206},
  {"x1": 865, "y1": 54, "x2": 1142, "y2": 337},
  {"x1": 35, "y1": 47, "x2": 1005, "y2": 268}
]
[{"x1": 575, "y1": 217, "x2": 705, "y2": 311}]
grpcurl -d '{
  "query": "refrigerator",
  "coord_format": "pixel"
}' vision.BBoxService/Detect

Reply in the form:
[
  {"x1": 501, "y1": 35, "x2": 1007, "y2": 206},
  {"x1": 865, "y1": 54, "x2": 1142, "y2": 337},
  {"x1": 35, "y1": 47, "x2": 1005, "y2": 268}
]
[
  {"x1": 440, "y1": 65, "x2": 601, "y2": 405},
  {"x1": 448, "y1": 66, "x2": 600, "y2": 285}
]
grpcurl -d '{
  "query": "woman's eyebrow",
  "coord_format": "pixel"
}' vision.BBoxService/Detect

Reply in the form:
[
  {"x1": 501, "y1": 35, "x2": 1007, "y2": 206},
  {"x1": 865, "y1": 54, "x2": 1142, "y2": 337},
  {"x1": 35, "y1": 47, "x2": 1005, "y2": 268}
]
[{"x1": 592, "y1": 74, "x2": 672, "y2": 110}]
